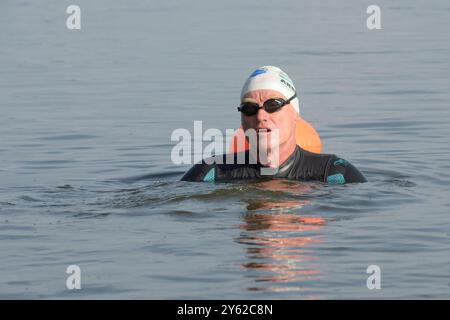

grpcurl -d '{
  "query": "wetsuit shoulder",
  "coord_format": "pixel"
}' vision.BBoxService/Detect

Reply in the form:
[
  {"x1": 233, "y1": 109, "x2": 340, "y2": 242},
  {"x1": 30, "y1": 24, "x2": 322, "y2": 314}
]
[
  {"x1": 283, "y1": 147, "x2": 335, "y2": 182},
  {"x1": 325, "y1": 155, "x2": 367, "y2": 184},
  {"x1": 180, "y1": 157, "x2": 216, "y2": 182}
]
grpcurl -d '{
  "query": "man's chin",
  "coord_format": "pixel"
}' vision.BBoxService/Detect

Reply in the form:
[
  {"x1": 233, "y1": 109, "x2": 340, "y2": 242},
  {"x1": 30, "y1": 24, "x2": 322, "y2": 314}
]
[{"x1": 264, "y1": 161, "x2": 280, "y2": 168}]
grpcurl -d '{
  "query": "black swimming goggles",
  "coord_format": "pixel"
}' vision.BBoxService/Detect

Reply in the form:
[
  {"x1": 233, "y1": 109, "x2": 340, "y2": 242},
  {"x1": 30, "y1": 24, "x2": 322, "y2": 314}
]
[{"x1": 237, "y1": 93, "x2": 297, "y2": 116}]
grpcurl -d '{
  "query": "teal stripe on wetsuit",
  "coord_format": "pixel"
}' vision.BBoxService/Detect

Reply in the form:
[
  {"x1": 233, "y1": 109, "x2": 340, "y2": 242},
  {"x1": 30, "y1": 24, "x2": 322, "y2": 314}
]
[
  {"x1": 327, "y1": 158, "x2": 348, "y2": 184},
  {"x1": 203, "y1": 168, "x2": 215, "y2": 182},
  {"x1": 326, "y1": 173, "x2": 346, "y2": 184}
]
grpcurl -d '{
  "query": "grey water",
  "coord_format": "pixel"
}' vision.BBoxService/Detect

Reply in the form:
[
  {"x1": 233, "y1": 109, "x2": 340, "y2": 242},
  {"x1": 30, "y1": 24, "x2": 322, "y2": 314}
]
[{"x1": 1, "y1": 0, "x2": 449, "y2": 299}]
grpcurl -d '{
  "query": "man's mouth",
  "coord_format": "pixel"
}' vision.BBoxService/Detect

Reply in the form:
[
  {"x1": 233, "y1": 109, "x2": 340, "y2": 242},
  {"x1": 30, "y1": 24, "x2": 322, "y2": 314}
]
[{"x1": 257, "y1": 128, "x2": 272, "y2": 133}]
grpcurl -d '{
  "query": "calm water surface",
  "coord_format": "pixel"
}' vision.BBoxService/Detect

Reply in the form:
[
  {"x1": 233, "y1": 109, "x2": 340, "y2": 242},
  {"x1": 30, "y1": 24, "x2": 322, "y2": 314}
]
[{"x1": 0, "y1": 0, "x2": 449, "y2": 298}]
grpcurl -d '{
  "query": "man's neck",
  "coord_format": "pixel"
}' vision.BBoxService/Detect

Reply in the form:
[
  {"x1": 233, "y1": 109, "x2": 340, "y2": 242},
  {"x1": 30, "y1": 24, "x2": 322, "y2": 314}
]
[
  {"x1": 277, "y1": 140, "x2": 297, "y2": 167},
  {"x1": 257, "y1": 140, "x2": 297, "y2": 168}
]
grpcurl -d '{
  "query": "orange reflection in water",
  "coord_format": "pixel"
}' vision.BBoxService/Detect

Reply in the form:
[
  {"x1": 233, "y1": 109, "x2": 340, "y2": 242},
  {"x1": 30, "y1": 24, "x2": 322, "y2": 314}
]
[{"x1": 235, "y1": 179, "x2": 325, "y2": 294}]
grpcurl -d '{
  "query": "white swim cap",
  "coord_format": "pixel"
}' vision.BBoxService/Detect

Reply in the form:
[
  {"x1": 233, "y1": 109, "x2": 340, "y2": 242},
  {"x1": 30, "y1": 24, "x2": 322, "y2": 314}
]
[{"x1": 241, "y1": 66, "x2": 300, "y2": 115}]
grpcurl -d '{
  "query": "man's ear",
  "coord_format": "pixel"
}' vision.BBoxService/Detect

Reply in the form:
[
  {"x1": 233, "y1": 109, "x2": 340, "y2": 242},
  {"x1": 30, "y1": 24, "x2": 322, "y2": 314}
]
[
  {"x1": 289, "y1": 105, "x2": 299, "y2": 118},
  {"x1": 290, "y1": 106, "x2": 300, "y2": 121}
]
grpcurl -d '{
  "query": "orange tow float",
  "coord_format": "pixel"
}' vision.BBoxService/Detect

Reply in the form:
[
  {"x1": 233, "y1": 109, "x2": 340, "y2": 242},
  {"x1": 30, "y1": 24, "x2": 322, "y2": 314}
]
[{"x1": 229, "y1": 118, "x2": 322, "y2": 154}]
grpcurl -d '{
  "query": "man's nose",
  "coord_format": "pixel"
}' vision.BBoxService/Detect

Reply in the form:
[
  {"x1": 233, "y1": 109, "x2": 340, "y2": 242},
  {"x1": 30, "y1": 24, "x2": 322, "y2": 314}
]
[{"x1": 256, "y1": 107, "x2": 270, "y2": 122}]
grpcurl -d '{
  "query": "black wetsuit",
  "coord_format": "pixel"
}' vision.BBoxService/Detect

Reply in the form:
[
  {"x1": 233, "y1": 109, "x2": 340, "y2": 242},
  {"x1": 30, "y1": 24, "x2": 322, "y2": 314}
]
[{"x1": 181, "y1": 145, "x2": 367, "y2": 184}]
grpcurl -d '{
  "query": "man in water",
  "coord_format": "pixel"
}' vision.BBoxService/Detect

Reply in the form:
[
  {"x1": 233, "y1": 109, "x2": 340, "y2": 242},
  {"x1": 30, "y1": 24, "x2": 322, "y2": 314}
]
[{"x1": 181, "y1": 66, "x2": 366, "y2": 184}]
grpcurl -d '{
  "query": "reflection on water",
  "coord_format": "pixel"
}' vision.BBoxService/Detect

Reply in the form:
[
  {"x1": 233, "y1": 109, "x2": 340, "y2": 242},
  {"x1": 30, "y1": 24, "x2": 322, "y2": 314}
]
[
  {"x1": 235, "y1": 179, "x2": 325, "y2": 293},
  {"x1": 2, "y1": 0, "x2": 449, "y2": 298}
]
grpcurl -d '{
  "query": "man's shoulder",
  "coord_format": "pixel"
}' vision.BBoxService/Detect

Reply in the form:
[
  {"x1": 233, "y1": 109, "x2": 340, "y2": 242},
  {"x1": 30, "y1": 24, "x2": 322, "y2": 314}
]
[
  {"x1": 324, "y1": 154, "x2": 367, "y2": 184},
  {"x1": 296, "y1": 147, "x2": 337, "y2": 172},
  {"x1": 296, "y1": 147, "x2": 367, "y2": 184},
  {"x1": 180, "y1": 161, "x2": 214, "y2": 182},
  {"x1": 300, "y1": 148, "x2": 337, "y2": 161}
]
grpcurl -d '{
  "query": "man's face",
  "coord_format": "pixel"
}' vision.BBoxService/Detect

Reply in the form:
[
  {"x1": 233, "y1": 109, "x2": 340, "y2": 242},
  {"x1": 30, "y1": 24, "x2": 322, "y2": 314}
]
[{"x1": 241, "y1": 89, "x2": 298, "y2": 152}]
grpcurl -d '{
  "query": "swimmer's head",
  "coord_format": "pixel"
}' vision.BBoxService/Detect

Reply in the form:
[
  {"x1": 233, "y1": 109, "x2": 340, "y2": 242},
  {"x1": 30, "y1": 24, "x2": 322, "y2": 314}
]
[
  {"x1": 240, "y1": 66, "x2": 300, "y2": 115},
  {"x1": 239, "y1": 66, "x2": 299, "y2": 166}
]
